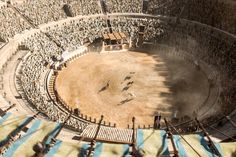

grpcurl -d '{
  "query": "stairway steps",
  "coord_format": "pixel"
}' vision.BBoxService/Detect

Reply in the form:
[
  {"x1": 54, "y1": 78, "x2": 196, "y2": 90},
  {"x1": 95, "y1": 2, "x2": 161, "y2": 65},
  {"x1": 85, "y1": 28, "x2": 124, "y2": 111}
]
[{"x1": 81, "y1": 125, "x2": 133, "y2": 143}]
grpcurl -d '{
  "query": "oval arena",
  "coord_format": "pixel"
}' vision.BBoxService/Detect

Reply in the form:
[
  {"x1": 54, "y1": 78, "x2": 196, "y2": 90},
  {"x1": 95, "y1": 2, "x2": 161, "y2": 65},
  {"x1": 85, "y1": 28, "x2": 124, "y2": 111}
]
[{"x1": 0, "y1": 0, "x2": 235, "y2": 156}]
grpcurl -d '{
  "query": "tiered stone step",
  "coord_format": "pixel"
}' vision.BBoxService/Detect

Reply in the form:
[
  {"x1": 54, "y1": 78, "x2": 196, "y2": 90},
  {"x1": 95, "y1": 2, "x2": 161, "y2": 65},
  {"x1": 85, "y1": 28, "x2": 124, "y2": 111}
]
[
  {"x1": 7, "y1": 3, "x2": 35, "y2": 29},
  {"x1": 80, "y1": 125, "x2": 133, "y2": 144},
  {"x1": 48, "y1": 74, "x2": 56, "y2": 100}
]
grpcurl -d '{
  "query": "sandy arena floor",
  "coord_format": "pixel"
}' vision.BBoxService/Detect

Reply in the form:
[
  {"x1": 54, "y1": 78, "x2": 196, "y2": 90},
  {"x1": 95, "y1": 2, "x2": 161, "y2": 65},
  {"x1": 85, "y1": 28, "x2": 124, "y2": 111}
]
[{"x1": 55, "y1": 51, "x2": 208, "y2": 127}]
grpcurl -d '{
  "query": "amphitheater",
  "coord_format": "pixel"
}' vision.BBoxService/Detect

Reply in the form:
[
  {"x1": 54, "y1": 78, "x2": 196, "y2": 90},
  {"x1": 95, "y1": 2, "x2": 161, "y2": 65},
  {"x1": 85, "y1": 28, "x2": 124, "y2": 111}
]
[{"x1": 0, "y1": 0, "x2": 235, "y2": 156}]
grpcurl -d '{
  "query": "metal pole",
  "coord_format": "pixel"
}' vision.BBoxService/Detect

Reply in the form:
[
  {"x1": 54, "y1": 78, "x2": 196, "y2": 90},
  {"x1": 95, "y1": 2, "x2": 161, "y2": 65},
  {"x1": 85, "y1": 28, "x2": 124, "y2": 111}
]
[
  {"x1": 131, "y1": 117, "x2": 136, "y2": 157},
  {"x1": 164, "y1": 118, "x2": 179, "y2": 157},
  {"x1": 35, "y1": 113, "x2": 71, "y2": 157},
  {"x1": 87, "y1": 115, "x2": 104, "y2": 157},
  {"x1": 195, "y1": 118, "x2": 222, "y2": 157},
  {"x1": 167, "y1": 119, "x2": 202, "y2": 157}
]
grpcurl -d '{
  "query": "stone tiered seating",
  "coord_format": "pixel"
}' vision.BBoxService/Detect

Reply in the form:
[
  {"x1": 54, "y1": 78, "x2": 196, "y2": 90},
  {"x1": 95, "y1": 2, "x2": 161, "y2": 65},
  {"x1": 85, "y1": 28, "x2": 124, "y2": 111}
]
[
  {"x1": 69, "y1": 0, "x2": 101, "y2": 16},
  {"x1": 46, "y1": 17, "x2": 107, "y2": 52},
  {"x1": 147, "y1": 0, "x2": 179, "y2": 15},
  {"x1": 106, "y1": 0, "x2": 142, "y2": 13},
  {"x1": 18, "y1": 32, "x2": 88, "y2": 132},
  {"x1": 0, "y1": 0, "x2": 234, "y2": 152},
  {"x1": 14, "y1": 0, "x2": 101, "y2": 26},
  {"x1": 15, "y1": 0, "x2": 67, "y2": 26},
  {"x1": 13, "y1": 15, "x2": 235, "y2": 135},
  {"x1": 48, "y1": 73, "x2": 56, "y2": 100},
  {"x1": 80, "y1": 124, "x2": 133, "y2": 144},
  {"x1": 155, "y1": 18, "x2": 236, "y2": 117},
  {"x1": 109, "y1": 17, "x2": 164, "y2": 44},
  {"x1": 0, "y1": 5, "x2": 31, "y2": 41}
]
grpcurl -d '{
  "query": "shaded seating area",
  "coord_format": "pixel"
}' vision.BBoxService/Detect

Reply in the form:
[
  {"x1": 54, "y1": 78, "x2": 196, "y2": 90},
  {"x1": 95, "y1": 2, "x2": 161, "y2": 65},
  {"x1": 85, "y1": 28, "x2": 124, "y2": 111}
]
[
  {"x1": 3, "y1": 121, "x2": 61, "y2": 157},
  {"x1": 3, "y1": 119, "x2": 42, "y2": 157},
  {"x1": 136, "y1": 129, "x2": 236, "y2": 157},
  {"x1": 136, "y1": 129, "x2": 169, "y2": 156},
  {"x1": 43, "y1": 130, "x2": 236, "y2": 157},
  {"x1": 0, "y1": 113, "x2": 28, "y2": 143},
  {"x1": 0, "y1": 112, "x2": 67, "y2": 156},
  {"x1": 0, "y1": 112, "x2": 235, "y2": 156}
]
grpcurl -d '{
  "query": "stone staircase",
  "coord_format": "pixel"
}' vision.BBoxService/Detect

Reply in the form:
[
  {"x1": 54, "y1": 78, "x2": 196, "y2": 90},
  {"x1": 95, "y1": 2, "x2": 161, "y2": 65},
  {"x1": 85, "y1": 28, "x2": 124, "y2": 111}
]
[
  {"x1": 80, "y1": 124, "x2": 133, "y2": 144},
  {"x1": 48, "y1": 73, "x2": 56, "y2": 100}
]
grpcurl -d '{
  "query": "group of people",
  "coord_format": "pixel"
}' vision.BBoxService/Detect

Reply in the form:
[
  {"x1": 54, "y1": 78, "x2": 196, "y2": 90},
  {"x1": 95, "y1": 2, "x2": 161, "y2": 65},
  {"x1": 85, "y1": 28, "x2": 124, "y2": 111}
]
[
  {"x1": 155, "y1": 17, "x2": 235, "y2": 121},
  {"x1": 5, "y1": 14, "x2": 234, "y2": 132},
  {"x1": 45, "y1": 16, "x2": 164, "y2": 52},
  {"x1": 47, "y1": 17, "x2": 107, "y2": 52},
  {"x1": 147, "y1": 0, "x2": 174, "y2": 15},
  {"x1": 0, "y1": 0, "x2": 234, "y2": 43},
  {"x1": 110, "y1": 17, "x2": 164, "y2": 44},
  {"x1": 0, "y1": 5, "x2": 31, "y2": 41},
  {"x1": 0, "y1": 0, "x2": 103, "y2": 42},
  {"x1": 16, "y1": 16, "x2": 167, "y2": 131},
  {"x1": 14, "y1": 0, "x2": 101, "y2": 26},
  {"x1": 106, "y1": 0, "x2": 142, "y2": 13},
  {"x1": 147, "y1": 0, "x2": 235, "y2": 35},
  {"x1": 19, "y1": 32, "x2": 88, "y2": 132},
  {"x1": 0, "y1": 0, "x2": 234, "y2": 133}
]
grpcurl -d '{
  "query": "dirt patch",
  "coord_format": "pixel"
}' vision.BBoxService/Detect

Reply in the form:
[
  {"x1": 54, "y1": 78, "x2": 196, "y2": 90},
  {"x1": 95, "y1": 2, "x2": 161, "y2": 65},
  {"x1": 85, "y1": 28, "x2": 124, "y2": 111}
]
[{"x1": 55, "y1": 51, "x2": 208, "y2": 127}]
